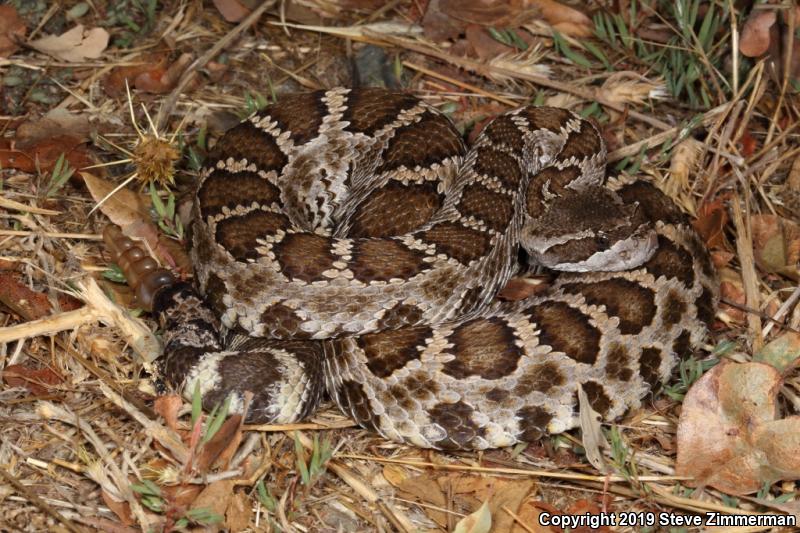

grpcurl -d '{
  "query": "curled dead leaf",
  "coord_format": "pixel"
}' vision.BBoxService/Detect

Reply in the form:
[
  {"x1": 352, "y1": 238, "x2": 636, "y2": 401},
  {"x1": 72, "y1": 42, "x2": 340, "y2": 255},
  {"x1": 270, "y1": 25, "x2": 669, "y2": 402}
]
[
  {"x1": 104, "y1": 53, "x2": 168, "y2": 96},
  {"x1": 676, "y1": 361, "x2": 800, "y2": 495},
  {"x1": 30, "y1": 25, "x2": 109, "y2": 62},
  {"x1": 740, "y1": 9, "x2": 777, "y2": 57}
]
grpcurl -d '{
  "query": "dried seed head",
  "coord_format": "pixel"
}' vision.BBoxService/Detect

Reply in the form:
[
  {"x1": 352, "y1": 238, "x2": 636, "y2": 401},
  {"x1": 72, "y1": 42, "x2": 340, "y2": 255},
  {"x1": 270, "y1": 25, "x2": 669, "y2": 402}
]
[{"x1": 132, "y1": 134, "x2": 179, "y2": 187}]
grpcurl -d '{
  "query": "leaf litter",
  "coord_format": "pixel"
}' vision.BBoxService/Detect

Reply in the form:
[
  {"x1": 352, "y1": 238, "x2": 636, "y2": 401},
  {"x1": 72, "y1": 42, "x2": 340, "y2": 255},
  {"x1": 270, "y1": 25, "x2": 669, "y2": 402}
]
[{"x1": 1, "y1": 1, "x2": 800, "y2": 532}]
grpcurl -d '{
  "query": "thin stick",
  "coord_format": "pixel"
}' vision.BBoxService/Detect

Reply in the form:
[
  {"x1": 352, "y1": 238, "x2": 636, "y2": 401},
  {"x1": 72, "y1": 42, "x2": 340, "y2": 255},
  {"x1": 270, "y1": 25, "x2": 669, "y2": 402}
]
[
  {"x1": 0, "y1": 196, "x2": 60, "y2": 215},
  {"x1": 0, "y1": 229, "x2": 103, "y2": 240},
  {"x1": 338, "y1": 454, "x2": 690, "y2": 482},
  {"x1": 762, "y1": 285, "x2": 800, "y2": 337},
  {"x1": 0, "y1": 306, "x2": 97, "y2": 344},
  {"x1": 765, "y1": 4, "x2": 795, "y2": 145},
  {"x1": 731, "y1": 191, "x2": 763, "y2": 350},
  {"x1": 244, "y1": 420, "x2": 357, "y2": 431},
  {"x1": 402, "y1": 61, "x2": 520, "y2": 106}
]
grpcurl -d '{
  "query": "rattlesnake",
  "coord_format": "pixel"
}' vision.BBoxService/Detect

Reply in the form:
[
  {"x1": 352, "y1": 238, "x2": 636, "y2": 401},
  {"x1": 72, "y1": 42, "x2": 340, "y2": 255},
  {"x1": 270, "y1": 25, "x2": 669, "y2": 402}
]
[{"x1": 106, "y1": 87, "x2": 718, "y2": 450}]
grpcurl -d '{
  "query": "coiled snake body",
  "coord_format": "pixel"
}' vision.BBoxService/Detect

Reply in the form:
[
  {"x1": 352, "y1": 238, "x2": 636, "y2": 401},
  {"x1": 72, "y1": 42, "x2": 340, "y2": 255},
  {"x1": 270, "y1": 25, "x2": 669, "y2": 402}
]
[{"x1": 107, "y1": 88, "x2": 718, "y2": 450}]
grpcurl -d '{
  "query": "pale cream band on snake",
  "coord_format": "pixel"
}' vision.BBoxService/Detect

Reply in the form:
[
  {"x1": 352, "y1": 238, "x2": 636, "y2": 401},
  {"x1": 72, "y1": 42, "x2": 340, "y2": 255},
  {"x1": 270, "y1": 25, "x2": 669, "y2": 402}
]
[{"x1": 105, "y1": 87, "x2": 718, "y2": 450}]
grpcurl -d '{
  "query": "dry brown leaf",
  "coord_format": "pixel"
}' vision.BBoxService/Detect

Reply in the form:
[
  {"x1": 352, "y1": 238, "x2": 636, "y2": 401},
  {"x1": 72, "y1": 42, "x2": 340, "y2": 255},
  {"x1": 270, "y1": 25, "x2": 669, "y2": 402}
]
[
  {"x1": 0, "y1": 271, "x2": 83, "y2": 320},
  {"x1": 382, "y1": 464, "x2": 409, "y2": 487},
  {"x1": 397, "y1": 473, "x2": 448, "y2": 525},
  {"x1": 153, "y1": 395, "x2": 183, "y2": 432},
  {"x1": 104, "y1": 53, "x2": 169, "y2": 96},
  {"x1": 421, "y1": 0, "x2": 467, "y2": 41},
  {"x1": 225, "y1": 490, "x2": 252, "y2": 531},
  {"x1": 16, "y1": 109, "x2": 93, "y2": 146},
  {"x1": 423, "y1": 0, "x2": 536, "y2": 41},
  {"x1": 82, "y1": 172, "x2": 151, "y2": 228},
  {"x1": 676, "y1": 361, "x2": 800, "y2": 495},
  {"x1": 466, "y1": 25, "x2": 515, "y2": 60},
  {"x1": 30, "y1": 25, "x2": 109, "y2": 62},
  {"x1": 162, "y1": 484, "x2": 204, "y2": 509},
  {"x1": 2, "y1": 364, "x2": 63, "y2": 396},
  {"x1": 718, "y1": 267, "x2": 746, "y2": 324},
  {"x1": 196, "y1": 414, "x2": 243, "y2": 473},
  {"x1": 445, "y1": 475, "x2": 536, "y2": 532},
  {"x1": 711, "y1": 250, "x2": 735, "y2": 269},
  {"x1": 788, "y1": 153, "x2": 800, "y2": 192},
  {"x1": 750, "y1": 214, "x2": 800, "y2": 279},
  {"x1": 441, "y1": 0, "x2": 525, "y2": 28},
  {"x1": 101, "y1": 489, "x2": 134, "y2": 526},
  {"x1": 524, "y1": 0, "x2": 593, "y2": 37},
  {"x1": 190, "y1": 479, "x2": 236, "y2": 520},
  {"x1": 0, "y1": 134, "x2": 93, "y2": 174},
  {"x1": 740, "y1": 9, "x2": 776, "y2": 57},
  {"x1": 134, "y1": 53, "x2": 193, "y2": 94},
  {"x1": 524, "y1": 501, "x2": 564, "y2": 532},
  {"x1": 693, "y1": 198, "x2": 729, "y2": 249},
  {"x1": 512, "y1": 502, "x2": 555, "y2": 532},
  {"x1": 0, "y1": 5, "x2": 26, "y2": 58},
  {"x1": 213, "y1": 0, "x2": 254, "y2": 22}
]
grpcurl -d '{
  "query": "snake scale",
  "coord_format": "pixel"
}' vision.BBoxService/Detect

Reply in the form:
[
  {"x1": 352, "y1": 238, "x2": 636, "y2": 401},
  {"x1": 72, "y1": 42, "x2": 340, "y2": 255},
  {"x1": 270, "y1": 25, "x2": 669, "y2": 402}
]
[{"x1": 106, "y1": 87, "x2": 718, "y2": 450}]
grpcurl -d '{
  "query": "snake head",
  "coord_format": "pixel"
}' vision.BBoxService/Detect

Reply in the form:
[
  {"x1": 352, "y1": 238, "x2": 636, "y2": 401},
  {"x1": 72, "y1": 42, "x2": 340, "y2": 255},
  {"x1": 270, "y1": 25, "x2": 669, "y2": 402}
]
[{"x1": 520, "y1": 186, "x2": 658, "y2": 273}]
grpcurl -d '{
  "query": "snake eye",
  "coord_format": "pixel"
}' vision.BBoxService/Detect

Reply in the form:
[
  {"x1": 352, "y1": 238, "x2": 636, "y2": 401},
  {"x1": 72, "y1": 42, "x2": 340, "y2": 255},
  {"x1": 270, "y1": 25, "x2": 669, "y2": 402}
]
[{"x1": 595, "y1": 233, "x2": 610, "y2": 250}]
